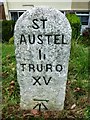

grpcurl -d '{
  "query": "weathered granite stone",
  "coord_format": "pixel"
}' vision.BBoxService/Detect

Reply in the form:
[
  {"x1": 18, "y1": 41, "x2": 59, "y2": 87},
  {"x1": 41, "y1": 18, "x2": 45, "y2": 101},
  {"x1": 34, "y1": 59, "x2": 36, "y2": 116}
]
[{"x1": 14, "y1": 7, "x2": 72, "y2": 110}]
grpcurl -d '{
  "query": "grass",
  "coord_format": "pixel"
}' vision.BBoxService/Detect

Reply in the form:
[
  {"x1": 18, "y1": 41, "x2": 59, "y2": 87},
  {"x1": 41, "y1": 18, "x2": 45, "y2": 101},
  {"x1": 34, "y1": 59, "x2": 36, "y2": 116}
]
[{"x1": 2, "y1": 39, "x2": 89, "y2": 119}]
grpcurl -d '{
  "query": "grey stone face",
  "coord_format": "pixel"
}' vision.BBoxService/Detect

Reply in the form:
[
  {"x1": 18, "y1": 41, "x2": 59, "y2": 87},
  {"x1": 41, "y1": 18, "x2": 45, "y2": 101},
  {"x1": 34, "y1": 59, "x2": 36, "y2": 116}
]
[{"x1": 14, "y1": 7, "x2": 72, "y2": 110}]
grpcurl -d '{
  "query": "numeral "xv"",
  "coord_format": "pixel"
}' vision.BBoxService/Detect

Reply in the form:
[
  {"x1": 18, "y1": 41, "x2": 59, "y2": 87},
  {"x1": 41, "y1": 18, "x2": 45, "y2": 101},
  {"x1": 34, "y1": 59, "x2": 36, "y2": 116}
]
[{"x1": 32, "y1": 76, "x2": 52, "y2": 85}]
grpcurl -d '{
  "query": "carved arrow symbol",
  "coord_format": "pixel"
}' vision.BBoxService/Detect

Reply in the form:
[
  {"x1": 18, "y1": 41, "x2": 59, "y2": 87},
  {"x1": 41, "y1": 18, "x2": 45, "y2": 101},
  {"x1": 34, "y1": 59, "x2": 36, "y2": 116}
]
[
  {"x1": 33, "y1": 102, "x2": 48, "y2": 111},
  {"x1": 33, "y1": 99, "x2": 49, "y2": 111}
]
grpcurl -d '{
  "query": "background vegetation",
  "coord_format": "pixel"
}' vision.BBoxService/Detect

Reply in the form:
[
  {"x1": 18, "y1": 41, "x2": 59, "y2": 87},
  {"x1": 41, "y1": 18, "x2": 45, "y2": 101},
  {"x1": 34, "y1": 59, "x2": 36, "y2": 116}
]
[
  {"x1": 66, "y1": 13, "x2": 81, "y2": 39},
  {"x1": 2, "y1": 20, "x2": 15, "y2": 42},
  {"x1": 2, "y1": 13, "x2": 89, "y2": 119}
]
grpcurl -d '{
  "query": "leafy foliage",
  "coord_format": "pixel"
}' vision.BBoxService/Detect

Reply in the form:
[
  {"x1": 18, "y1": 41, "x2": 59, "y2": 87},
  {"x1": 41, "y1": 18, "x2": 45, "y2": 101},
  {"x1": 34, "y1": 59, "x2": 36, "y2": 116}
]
[
  {"x1": 9, "y1": 36, "x2": 14, "y2": 44},
  {"x1": 2, "y1": 20, "x2": 15, "y2": 42},
  {"x1": 66, "y1": 13, "x2": 81, "y2": 39},
  {"x1": 80, "y1": 28, "x2": 90, "y2": 46}
]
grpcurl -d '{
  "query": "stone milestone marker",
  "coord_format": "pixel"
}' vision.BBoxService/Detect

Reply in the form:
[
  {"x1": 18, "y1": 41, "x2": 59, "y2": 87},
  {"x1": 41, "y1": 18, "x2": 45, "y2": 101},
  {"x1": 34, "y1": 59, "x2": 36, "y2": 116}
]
[{"x1": 14, "y1": 7, "x2": 72, "y2": 110}]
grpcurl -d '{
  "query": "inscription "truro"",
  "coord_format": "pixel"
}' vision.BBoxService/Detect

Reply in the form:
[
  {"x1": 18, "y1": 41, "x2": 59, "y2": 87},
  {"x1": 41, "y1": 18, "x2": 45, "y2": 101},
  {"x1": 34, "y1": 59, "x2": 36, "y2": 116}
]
[{"x1": 20, "y1": 63, "x2": 62, "y2": 72}]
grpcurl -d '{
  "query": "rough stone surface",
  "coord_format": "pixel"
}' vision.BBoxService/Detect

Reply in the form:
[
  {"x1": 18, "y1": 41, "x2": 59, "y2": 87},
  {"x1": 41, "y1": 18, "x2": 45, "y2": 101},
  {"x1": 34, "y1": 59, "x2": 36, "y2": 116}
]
[{"x1": 14, "y1": 7, "x2": 72, "y2": 110}]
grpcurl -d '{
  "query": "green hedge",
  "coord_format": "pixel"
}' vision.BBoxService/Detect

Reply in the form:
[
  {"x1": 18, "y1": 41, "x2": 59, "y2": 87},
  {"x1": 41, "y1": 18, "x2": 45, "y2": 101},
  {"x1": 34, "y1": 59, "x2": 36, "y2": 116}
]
[
  {"x1": 0, "y1": 21, "x2": 2, "y2": 42},
  {"x1": 66, "y1": 13, "x2": 81, "y2": 39},
  {"x1": 9, "y1": 36, "x2": 14, "y2": 44},
  {"x1": 2, "y1": 20, "x2": 15, "y2": 42}
]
